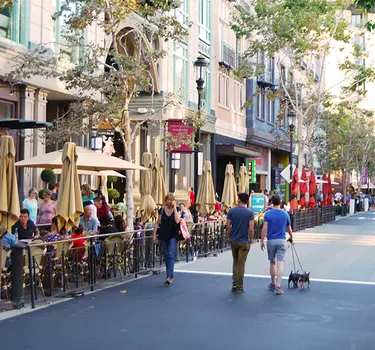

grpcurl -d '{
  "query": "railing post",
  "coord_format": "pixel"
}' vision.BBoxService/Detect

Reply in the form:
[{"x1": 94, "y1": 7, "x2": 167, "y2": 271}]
[
  {"x1": 204, "y1": 224, "x2": 209, "y2": 257},
  {"x1": 27, "y1": 245, "x2": 35, "y2": 309},
  {"x1": 11, "y1": 243, "x2": 25, "y2": 309}
]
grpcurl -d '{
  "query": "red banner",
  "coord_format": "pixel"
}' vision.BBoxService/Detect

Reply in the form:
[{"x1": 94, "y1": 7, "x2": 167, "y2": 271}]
[{"x1": 167, "y1": 120, "x2": 194, "y2": 153}]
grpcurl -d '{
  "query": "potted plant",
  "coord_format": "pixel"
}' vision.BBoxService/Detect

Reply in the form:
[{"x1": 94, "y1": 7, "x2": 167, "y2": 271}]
[
  {"x1": 40, "y1": 168, "x2": 56, "y2": 187},
  {"x1": 108, "y1": 188, "x2": 120, "y2": 204}
]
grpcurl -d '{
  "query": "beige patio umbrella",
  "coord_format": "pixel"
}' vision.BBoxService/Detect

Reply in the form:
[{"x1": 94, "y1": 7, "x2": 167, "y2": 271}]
[
  {"x1": 56, "y1": 142, "x2": 84, "y2": 232},
  {"x1": 196, "y1": 160, "x2": 216, "y2": 217},
  {"x1": 151, "y1": 154, "x2": 167, "y2": 206},
  {"x1": 15, "y1": 146, "x2": 146, "y2": 171},
  {"x1": 221, "y1": 163, "x2": 238, "y2": 210},
  {"x1": 100, "y1": 174, "x2": 109, "y2": 203},
  {"x1": 139, "y1": 152, "x2": 156, "y2": 222},
  {"x1": 238, "y1": 164, "x2": 248, "y2": 193},
  {"x1": 0, "y1": 136, "x2": 20, "y2": 231}
]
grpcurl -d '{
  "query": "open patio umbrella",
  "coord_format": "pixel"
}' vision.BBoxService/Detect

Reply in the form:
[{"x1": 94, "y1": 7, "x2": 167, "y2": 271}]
[
  {"x1": 196, "y1": 160, "x2": 216, "y2": 217},
  {"x1": 139, "y1": 152, "x2": 156, "y2": 222},
  {"x1": 151, "y1": 154, "x2": 167, "y2": 206},
  {"x1": 308, "y1": 170, "x2": 316, "y2": 209},
  {"x1": 0, "y1": 136, "x2": 20, "y2": 231},
  {"x1": 53, "y1": 169, "x2": 125, "y2": 178},
  {"x1": 238, "y1": 164, "x2": 247, "y2": 193},
  {"x1": 290, "y1": 167, "x2": 299, "y2": 213},
  {"x1": 322, "y1": 173, "x2": 328, "y2": 206},
  {"x1": 299, "y1": 168, "x2": 308, "y2": 208},
  {"x1": 56, "y1": 142, "x2": 84, "y2": 232},
  {"x1": 15, "y1": 146, "x2": 146, "y2": 171},
  {"x1": 221, "y1": 163, "x2": 238, "y2": 210}
]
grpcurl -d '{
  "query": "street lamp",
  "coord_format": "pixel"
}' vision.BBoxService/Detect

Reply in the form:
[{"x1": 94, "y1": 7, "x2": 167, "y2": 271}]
[
  {"x1": 192, "y1": 56, "x2": 209, "y2": 223},
  {"x1": 288, "y1": 110, "x2": 296, "y2": 202}
]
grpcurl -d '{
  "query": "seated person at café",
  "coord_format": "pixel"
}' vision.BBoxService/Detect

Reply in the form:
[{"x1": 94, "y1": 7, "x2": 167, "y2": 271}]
[
  {"x1": 70, "y1": 225, "x2": 86, "y2": 261},
  {"x1": 11, "y1": 209, "x2": 36, "y2": 240},
  {"x1": 44, "y1": 216, "x2": 66, "y2": 242},
  {"x1": 0, "y1": 228, "x2": 16, "y2": 250},
  {"x1": 98, "y1": 214, "x2": 118, "y2": 241},
  {"x1": 80, "y1": 205, "x2": 98, "y2": 234}
]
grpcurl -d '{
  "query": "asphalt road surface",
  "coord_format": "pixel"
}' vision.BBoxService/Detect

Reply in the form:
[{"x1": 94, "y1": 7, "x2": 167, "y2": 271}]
[{"x1": 0, "y1": 272, "x2": 374, "y2": 350}]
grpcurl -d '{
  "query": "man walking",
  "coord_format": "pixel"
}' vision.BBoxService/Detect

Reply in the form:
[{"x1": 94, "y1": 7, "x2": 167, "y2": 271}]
[
  {"x1": 226, "y1": 193, "x2": 254, "y2": 293},
  {"x1": 260, "y1": 195, "x2": 293, "y2": 295}
]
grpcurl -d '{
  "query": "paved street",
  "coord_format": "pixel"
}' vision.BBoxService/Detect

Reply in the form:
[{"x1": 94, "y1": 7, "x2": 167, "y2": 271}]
[{"x1": 1, "y1": 212, "x2": 375, "y2": 350}]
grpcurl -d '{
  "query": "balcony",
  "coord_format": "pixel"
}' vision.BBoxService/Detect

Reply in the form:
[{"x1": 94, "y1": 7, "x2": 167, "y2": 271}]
[
  {"x1": 219, "y1": 43, "x2": 236, "y2": 69},
  {"x1": 257, "y1": 71, "x2": 279, "y2": 87}
]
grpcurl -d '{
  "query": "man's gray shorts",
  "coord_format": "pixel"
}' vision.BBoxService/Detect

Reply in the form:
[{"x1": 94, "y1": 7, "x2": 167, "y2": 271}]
[{"x1": 267, "y1": 239, "x2": 287, "y2": 262}]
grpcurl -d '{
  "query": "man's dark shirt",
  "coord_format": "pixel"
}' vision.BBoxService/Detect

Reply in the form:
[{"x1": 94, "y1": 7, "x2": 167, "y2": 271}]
[{"x1": 11, "y1": 220, "x2": 36, "y2": 239}]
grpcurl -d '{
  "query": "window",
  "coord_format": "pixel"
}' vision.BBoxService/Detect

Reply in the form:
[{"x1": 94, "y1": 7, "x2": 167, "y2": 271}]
[
  {"x1": 288, "y1": 72, "x2": 293, "y2": 87},
  {"x1": 0, "y1": 101, "x2": 15, "y2": 118},
  {"x1": 268, "y1": 99, "x2": 275, "y2": 123},
  {"x1": 174, "y1": 43, "x2": 188, "y2": 104},
  {"x1": 0, "y1": 0, "x2": 28, "y2": 45},
  {"x1": 351, "y1": 13, "x2": 363, "y2": 27},
  {"x1": 234, "y1": 83, "x2": 244, "y2": 112},
  {"x1": 355, "y1": 35, "x2": 365, "y2": 51},
  {"x1": 280, "y1": 65, "x2": 286, "y2": 84},
  {"x1": 218, "y1": 74, "x2": 229, "y2": 108},
  {"x1": 257, "y1": 88, "x2": 265, "y2": 120},
  {"x1": 176, "y1": 0, "x2": 189, "y2": 27},
  {"x1": 236, "y1": 37, "x2": 242, "y2": 67},
  {"x1": 56, "y1": 0, "x2": 86, "y2": 63},
  {"x1": 268, "y1": 57, "x2": 275, "y2": 82},
  {"x1": 204, "y1": 67, "x2": 211, "y2": 112},
  {"x1": 199, "y1": 0, "x2": 211, "y2": 42}
]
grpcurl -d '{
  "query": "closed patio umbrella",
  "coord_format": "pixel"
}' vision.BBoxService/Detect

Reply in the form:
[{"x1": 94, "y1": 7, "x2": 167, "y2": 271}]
[
  {"x1": 151, "y1": 154, "x2": 167, "y2": 206},
  {"x1": 196, "y1": 160, "x2": 216, "y2": 217},
  {"x1": 56, "y1": 142, "x2": 84, "y2": 232},
  {"x1": 221, "y1": 163, "x2": 238, "y2": 210},
  {"x1": 308, "y1": 170, "x2": 316, "y2": 209},
  {"x1": 322, "y1": 173, "x2": 328, "y2": 206},
  {"x1": 139, "y1": 152, "x2": 156, "y2": 222},
  {"x1": 290, "y1": 167, "x2": 299, "y2": 213},
  {"x1": 238, "y1": 164, "x2": 247, "y2": 193},
  {"x1": 0, "y1": 136, "x2": 20, "y2": 231},
  {"x1": 327, "y1": 174, "x2": 333, "y2": 206},
  {"x1": 299, "y1": 168, "x2": 308, "y2": 208}
]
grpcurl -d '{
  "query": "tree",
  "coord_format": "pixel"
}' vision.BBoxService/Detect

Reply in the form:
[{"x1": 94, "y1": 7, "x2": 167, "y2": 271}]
[
  {"x1": 314, "y1": 99, "x2": 375, "y2": 190},
  {"x1": 232, "y1": 0, "x2": 373, "y2": 169},
  {"x1": 7, "y1": 0, "x2": 188, "y2": 228}
]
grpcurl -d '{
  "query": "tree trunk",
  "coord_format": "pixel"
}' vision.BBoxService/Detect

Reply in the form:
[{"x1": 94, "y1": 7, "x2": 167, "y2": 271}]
[{"x1": 122, "y1": 106, "x2": 134, "y2": 231}]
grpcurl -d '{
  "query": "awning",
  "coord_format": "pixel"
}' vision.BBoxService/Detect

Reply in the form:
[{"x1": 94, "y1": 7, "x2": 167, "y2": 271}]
[
  {"x1": 216, "y1": 144, "x2": 261, "y2": 158},
  {"x1": 0, "y1": 119, "x2": 52, "y2": 129}
]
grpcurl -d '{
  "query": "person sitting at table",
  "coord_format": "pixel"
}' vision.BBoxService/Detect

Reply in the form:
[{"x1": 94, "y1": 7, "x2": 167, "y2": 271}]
[
  {"x1": 114, "y1": 215, "x2": 126, "y2": 232},
  {"x1": 11, "y1": 209, "x2": 36, "y2": 240},
  {"x1": 83, "y1": 200, "x2": 98, "y2": 223},
  {"x1": 80, "y1": 205, "x2": 98, "y2": 234},
  {"x1": 0, "y1": 228, "x2": 16, "y2": 250},
  {"x1": 94, "y1": 195, "x2": 110, "y2": 218},
  {"x1": 44, "y1": 216, "x2": 66, "y2": 243},
  {"x1": 81, "y1": 184, "x2": 95, "y2": 203},
  {"x1": 98, "y1": 214, "x2": 117, "y2": 241},
  {"x1": 70, "y1": 225, "x2": 86, "y2": 261}
]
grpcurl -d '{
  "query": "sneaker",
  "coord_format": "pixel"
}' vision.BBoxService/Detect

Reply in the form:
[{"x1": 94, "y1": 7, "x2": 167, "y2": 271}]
[
  {"x1": 231, "y1": 286, "x2": 237, "y2": 292},
  {"x1": 268, "y1": 283, "x2": 276, "y2": 291},
  {"x1": 235, "y1": 288, "x2": 245, "y2": 293},
  {"x1": 274, "y1": 287, "x2": 284, "y2": 295}
]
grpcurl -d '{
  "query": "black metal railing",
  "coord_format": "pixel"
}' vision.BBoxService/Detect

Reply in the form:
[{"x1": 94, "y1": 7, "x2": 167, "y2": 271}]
[
  {"x1": 219, "y1": 43, "x2": 236, "y2": 68},
  {"x1": 291, "y1": 206, "x2": 337, "y2": 231}
]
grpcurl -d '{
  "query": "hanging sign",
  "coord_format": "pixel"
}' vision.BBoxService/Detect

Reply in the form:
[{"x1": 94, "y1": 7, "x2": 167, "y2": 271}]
[
  {"x1": 248, "y1": 160, "x2": 256, "y2": 184},
  {"x1": 167, "y1": 119, "x2": 194, "y2": 153},
  {"x1": 250, "y1": 193, "x2": 265, "y2": 212}
]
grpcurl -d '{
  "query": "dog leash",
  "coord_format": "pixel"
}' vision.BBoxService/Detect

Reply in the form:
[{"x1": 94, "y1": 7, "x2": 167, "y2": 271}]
[{"x1": 291, "y1": 244, "x2": 304, "y2": 272}]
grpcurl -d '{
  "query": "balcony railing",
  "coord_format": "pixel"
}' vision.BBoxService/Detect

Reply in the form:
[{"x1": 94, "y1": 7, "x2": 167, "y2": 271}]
[
  {"x1": 219, "y1": 43, "x2": 236, "y2": 68},
  {"x1": 257, "y1": 71, "x2": 279, "y2": 87}
]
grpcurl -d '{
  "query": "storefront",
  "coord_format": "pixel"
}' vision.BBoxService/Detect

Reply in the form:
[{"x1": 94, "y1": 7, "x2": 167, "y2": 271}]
[{"x1": 271, "y1": 150, "x2": 290, "y2": 202}]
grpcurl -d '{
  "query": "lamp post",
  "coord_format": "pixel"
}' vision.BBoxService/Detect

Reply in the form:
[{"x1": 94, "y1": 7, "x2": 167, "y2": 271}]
[
  {"x1": 288, "y1": 111, "x2": 296, "y2": 201},
  {"x1": 193, "y1": 56, "x2": 209, "y2": 223}
]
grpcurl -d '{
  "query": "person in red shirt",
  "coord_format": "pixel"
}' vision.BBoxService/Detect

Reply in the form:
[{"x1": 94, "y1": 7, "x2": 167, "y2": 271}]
[
  {"x1": 188, "y1": 187, "x2": 195, "y2": 209},
  {"x1": 94, "y1": 195, "x2": 109, "y2": 218},
  {"x1": 70, "y1": 225, "x2": 86, "y2": 261}
]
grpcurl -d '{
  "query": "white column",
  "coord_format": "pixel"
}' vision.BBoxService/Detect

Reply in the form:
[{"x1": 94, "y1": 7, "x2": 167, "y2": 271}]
[{"x1": 19, "y1": 87, "x2": 36, "y2": 197}]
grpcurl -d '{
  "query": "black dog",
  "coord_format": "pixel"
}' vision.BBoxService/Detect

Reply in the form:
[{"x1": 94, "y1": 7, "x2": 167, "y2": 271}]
[
  {"x1": 299, "y1": 272, "x2": 310, "y2": 290},
  {"x1": 288, "y1": 270, "x2": 301, "y2": 289}
]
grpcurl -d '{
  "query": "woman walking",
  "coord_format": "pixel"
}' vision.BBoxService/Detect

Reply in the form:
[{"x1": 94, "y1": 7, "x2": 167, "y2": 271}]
[
  {"x1": 153, "y1": 193, "x2": 181, "y2": 285},
  {"x1": 36, "y1": 189, "x2": 57, "y2": 230}
]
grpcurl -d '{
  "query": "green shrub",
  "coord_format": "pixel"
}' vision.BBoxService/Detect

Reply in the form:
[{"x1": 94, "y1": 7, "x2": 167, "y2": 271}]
[
  {"x1": 38, "y1": 189, "x2": 45, "y2": 200},
  {"x1": 107, "y1": 176, "x2": 118, "y2": 184},
  {"x1": 108, "y1": 188, "x2": 120, "y2": 202},
  {"x1": 40, "y1": 168, "x2": 56, "y2": 184}
]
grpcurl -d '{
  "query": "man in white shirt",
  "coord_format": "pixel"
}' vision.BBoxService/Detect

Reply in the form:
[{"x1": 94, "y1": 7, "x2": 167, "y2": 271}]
[{"x1": 80, "y1": 205, "x2": 98, "y2": 233}]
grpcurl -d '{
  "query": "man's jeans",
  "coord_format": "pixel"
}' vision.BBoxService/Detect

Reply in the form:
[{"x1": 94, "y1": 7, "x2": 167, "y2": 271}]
[
  {"x1": 161, "y1": 238, "x2": 178, "y2": 279},
  {"x1": 231, "y1": 242, "x2": 251, "y2": 290}
]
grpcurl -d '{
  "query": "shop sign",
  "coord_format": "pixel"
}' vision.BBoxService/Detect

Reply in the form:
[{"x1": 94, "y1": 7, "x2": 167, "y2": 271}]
[
  {"x1": 248, "y1": 160, "x2": 256, "y2": 184},
  {"x1": 250, "y1": 193, "x2": 265, "y2": 213}
]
